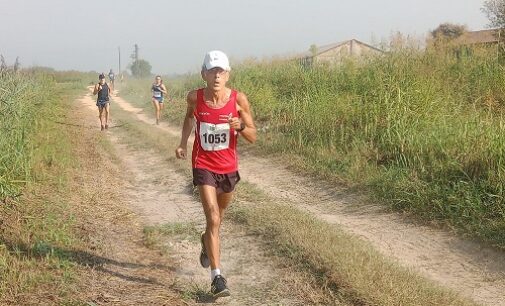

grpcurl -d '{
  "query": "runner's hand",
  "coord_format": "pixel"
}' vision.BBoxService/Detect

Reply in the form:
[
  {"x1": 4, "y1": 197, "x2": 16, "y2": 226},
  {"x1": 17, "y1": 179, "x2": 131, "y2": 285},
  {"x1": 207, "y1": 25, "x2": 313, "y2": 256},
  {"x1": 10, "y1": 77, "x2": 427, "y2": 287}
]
[
  {"x1": 228, "y1": 117, "x2": 241, "y2": 131},
  {"x1": 175, "y1": 146, "x2": 187, "y2": 159}
]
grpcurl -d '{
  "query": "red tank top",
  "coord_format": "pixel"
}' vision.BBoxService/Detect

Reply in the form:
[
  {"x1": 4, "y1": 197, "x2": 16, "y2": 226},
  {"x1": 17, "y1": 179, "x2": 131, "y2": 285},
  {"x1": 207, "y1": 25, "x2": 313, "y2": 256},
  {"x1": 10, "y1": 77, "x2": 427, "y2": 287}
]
[{"x1": 192, "y1": 88, "x2": 239, "y2": 174}]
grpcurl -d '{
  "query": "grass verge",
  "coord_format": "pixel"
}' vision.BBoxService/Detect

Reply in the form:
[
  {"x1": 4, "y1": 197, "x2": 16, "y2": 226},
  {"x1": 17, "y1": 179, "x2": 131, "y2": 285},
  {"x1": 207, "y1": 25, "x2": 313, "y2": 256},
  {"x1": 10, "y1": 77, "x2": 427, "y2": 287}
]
[
  {"x1": 0, "y1": 71, "x2": 89, "y2": 304},
  {"x1": 2, "y1": 74, "x2": 185, "y2": 305},
  {"x1": 230, "y1": 183, "x2": 475, "y2": 306},
  {"x1": 143, "y1": 222, "x2": 199, "y2": 250}
]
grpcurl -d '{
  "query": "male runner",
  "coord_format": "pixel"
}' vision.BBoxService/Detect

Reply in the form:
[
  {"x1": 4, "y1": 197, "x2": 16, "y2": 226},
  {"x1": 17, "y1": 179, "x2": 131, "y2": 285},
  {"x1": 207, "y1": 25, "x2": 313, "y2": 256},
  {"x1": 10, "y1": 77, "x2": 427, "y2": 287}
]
[{"x1": 175, "y1": 50, "x2": 256, "y2": 298}]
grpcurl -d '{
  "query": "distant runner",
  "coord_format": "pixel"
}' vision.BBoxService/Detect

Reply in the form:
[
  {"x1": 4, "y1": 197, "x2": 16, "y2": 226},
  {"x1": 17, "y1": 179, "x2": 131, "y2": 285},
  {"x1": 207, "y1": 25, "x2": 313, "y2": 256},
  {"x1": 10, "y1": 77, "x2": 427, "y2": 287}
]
[
  {"x1": 108, "y1": 69, "x2": 115, "y2": 91},
  {"x1": 92, "y1": 73, "x2": 111, "y2": 131},
  {"x1": 175, "y1": 50, "x2": 257, "y2": 298},
  {"x1": 151, "y1": 75, "x2": 167, "y2": 125}
]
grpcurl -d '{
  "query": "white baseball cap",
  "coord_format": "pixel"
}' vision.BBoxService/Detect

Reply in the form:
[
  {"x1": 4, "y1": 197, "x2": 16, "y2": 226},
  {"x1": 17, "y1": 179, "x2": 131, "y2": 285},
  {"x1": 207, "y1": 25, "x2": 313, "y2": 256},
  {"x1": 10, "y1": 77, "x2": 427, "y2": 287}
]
[{"x1": 202, "y1": 50, "x2": 231, "y2": 71}]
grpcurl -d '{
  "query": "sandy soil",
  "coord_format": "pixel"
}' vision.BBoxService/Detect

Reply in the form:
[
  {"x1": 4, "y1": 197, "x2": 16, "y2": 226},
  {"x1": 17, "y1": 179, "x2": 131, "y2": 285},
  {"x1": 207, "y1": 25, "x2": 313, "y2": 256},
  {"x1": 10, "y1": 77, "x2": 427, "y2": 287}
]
[
  {"x1": 79, "y1": 88, "x2": 335, "y2": 305},
  {"x1": 63, "y1": 91, "x2": 186, "y2": 305},
  {"x1": 105, "y1": 89, "x2": 505, "y2": 306}
]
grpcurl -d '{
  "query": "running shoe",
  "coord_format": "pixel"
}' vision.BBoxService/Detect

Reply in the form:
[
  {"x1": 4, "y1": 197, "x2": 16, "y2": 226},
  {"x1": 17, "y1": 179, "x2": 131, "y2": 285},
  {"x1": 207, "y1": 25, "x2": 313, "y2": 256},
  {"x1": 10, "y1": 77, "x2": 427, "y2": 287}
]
[
  {"x1": 200, "y1": 231, "x2": 210, "y2": 268},
  {"x1": 211, "y1": 275, "x2": 230, "y2": 298}
]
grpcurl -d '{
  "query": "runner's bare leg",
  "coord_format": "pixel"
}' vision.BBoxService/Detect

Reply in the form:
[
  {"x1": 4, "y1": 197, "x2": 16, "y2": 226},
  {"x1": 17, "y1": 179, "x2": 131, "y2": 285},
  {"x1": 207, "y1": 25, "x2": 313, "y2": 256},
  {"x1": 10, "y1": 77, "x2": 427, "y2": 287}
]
[
  {"x1": 217, "y1": 192, "x2": 233, "y2": 223},
  {"x1": 152, "y1": 98, "x2": 160, "y2": 122},
  {"x1": 104, "y1": 104, "x2": 110, "y2": 127},
  {"x1": 199, "y1": 185, "x2": 233, "y2": 270},
  {"x1": 98, "y1": 107, "x2": 104, "y2": 128}
]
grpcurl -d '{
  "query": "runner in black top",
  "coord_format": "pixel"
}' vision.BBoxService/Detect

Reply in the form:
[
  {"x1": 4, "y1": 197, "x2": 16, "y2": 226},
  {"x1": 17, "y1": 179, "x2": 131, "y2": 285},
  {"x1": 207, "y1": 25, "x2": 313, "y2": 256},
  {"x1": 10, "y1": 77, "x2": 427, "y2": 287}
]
[
  {"x1": 151, "y1": 75, "x2": 167, "y2": 125},
  {"x1": 108, "y1": 69, "x2": 115, "y2": 91},
  {"x1": 93, "y1": 73, "x2": 111, "y2": 131}
]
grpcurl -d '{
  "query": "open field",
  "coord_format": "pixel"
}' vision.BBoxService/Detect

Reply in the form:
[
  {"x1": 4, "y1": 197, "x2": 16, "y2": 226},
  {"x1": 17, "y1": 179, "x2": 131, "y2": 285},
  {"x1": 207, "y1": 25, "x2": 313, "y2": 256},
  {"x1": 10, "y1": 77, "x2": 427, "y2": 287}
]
[
  {"x1": 3, "y1": 43, "x2": 505, "y2": 305},
  {"x1": 122, "y1": 45, "x2": 505, "y2": 249}
]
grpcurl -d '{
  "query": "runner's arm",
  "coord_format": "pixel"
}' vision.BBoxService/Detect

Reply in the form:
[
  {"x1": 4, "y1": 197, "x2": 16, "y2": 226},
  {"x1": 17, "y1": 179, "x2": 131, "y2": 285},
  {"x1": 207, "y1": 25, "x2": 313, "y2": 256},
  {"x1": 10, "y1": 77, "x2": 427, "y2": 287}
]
[
  {"x1": 234, "y1": 92, "x2": 257, "y2": 143},
  {"x1": 92, "y1": 84, "x2": 100, "y2": 95},
  {"x1": 175, "y1": 91, "x2": 197, "y2": 159},
  {"x1": 160, "y1": 84, "x2": 168, "y2": 95}
]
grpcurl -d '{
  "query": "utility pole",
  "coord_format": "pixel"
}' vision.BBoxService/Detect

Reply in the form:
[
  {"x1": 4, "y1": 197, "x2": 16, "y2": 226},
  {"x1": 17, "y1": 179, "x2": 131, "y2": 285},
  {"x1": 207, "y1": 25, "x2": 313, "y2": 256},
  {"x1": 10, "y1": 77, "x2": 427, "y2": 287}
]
[
  {"x1": 131, "y1": 44, "x2": 139, "y2": 61},
  {"x1": 129, "y1": 44, "x2": 140, "y2": 78}
]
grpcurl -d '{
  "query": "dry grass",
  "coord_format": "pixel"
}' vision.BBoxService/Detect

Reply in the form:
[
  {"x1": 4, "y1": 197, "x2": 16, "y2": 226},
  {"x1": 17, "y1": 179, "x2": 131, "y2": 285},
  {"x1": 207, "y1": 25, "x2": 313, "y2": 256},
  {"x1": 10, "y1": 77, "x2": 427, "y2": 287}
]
[
  {"x1": 143, "y1": 222, "x2": 199, "y2": 251},
  {"x1": 230, "y1": 183, "x2": 477, "y2": 306},
  {"x1": 1, "y1": 85, "x2": 185, "y2": 305},
  {"x1": 53, "y1": 94, "x2": 185, "y2": 305}
]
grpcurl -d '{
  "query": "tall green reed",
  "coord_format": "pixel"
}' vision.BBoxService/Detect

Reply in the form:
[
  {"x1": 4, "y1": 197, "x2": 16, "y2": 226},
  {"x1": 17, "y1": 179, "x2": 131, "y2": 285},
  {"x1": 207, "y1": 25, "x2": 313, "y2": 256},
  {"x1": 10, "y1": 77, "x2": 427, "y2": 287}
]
[
  {"x1": 199, "y1": 46, "x2": 505, "y2": 246},
  {"x1": 125, "y1": 46, "x2": 505, "y2": 246},
  {"x1": 0, "y1": 69, "x2": 55, "y2": 200}
]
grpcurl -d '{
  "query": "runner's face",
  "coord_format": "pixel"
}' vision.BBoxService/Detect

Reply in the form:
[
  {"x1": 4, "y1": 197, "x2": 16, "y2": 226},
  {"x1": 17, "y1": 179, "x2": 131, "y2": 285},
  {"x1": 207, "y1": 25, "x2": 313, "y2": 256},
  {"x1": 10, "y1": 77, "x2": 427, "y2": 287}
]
[
  {"x1": 202, "y1": 67, "x2": 229, "y2": 91},
  {"x1": 99, "y1": 78, "x2": 105, "y2": 84},
  {"x1": 155, "y1": 77, "x2": 161, "y2": 84}
]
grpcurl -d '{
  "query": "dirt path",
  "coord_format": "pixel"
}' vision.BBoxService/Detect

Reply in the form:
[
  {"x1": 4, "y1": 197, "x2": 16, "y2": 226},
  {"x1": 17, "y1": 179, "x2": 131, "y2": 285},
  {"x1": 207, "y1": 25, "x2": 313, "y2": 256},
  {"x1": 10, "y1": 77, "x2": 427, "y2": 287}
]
[
  {"x1": 67, "y1": 92, "x2": 186, "y2": 305},
  {"x1": 108, "y1": 90, "x2": 505, "y2": 306},
  {"x1": 79, "y1": 89, "x2": 334, "y2": 305}
]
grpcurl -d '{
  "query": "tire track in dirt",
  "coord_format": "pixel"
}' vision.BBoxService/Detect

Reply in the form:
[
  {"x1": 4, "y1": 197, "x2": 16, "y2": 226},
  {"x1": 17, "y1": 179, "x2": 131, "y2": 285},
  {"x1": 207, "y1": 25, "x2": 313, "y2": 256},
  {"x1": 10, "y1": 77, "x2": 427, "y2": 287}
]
[
  {"x1": 239, "y1": 155, "x2": 505, "y2": 306},
  {"x1": 80, "y1": 88, "x2": 335, "y2": 305},
  {"x1": 110, "y1": 90, "x2": 505, "y2": 306}
]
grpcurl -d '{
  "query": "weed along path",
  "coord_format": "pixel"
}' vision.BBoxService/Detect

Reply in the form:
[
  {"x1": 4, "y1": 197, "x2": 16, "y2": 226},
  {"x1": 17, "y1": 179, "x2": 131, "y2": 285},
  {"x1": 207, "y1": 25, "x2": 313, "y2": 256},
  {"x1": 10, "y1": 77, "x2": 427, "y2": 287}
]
[
  {"x1": 239, "y1": 156, "x2": 505, "y2": 305},
  {"x1": 78, "y1": 88, "x2": 334, "y2": 305},
  {"x1": 105, "y1": 88, "x2": 505, "y2": 306}
]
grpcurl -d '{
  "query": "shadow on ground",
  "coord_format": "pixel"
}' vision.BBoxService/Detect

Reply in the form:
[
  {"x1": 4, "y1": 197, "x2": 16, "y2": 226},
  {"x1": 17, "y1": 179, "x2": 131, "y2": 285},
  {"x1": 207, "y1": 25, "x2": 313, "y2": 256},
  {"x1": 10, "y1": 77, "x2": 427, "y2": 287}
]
[{"x1": 0, "y1": 238, "x2": 176, "y2": 286}]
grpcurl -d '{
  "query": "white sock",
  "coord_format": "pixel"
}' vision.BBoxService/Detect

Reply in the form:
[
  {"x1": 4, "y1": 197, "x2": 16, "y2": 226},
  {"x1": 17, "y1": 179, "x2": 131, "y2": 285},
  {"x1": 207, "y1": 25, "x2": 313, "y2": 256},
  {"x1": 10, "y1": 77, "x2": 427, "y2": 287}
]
[{"x1": 211, "y1": 268, "x2": 221, "y2": 281}]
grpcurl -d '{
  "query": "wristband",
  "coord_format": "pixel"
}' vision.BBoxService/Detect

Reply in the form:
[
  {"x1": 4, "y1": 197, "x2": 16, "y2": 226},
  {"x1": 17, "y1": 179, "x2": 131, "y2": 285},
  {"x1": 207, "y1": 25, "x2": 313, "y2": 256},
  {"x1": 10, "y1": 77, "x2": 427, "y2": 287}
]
[{"x1": 237, "y1": 122, "x2": 246, "y2": 132}]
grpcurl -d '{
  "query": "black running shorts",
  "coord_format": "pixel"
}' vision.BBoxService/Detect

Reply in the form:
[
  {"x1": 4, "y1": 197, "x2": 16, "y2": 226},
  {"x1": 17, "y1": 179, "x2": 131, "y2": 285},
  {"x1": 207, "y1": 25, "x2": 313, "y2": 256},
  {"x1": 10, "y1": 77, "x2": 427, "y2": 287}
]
[{"x1": 192, "y1": 168, "x2": 241, "y2": 193}]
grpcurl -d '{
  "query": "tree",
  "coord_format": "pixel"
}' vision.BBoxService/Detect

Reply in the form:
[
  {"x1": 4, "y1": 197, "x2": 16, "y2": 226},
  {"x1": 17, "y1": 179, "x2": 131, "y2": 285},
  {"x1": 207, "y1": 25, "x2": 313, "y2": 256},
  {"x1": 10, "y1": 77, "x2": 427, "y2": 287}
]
[
  {"x1": 431, "y1": 23, "x2": 467, "y2": 40},
  {"x1": 482, "y1": 0, "x2": 505, "y2": 28},
  {"x1": 128, "y1": 44, "x2": 151, "y2": 78},
  {"x1": 129, "y1": 59, "x2": 152, "y2": 78},
  {"x1": 309, "y1": 44, "x2": 318, "y2": 57}
]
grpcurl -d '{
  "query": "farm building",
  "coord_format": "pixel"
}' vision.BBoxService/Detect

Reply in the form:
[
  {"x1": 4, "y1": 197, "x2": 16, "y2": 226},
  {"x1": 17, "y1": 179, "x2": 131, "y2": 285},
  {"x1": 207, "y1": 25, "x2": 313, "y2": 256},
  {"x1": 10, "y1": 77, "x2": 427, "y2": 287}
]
[
  {"x1": 299, "y1": 39, "x2": 384, "y2": 67},
  {"x1": 451, "y1": 29, "x2": 505, "y2": 58},
  {"x1": 452, "y1": 29, "x2": 501, "y2": 47}
]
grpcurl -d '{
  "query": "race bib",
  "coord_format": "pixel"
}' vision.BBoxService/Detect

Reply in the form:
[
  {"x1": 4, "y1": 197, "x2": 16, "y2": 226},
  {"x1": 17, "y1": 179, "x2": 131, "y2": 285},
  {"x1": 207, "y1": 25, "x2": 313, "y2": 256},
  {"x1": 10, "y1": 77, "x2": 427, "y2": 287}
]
[
  {"x1": 153, "y1": 91, "x2": 162, "y2": 97},
  {"x1": 199, "y1": 122, "x2": 230, "y2": 151}
]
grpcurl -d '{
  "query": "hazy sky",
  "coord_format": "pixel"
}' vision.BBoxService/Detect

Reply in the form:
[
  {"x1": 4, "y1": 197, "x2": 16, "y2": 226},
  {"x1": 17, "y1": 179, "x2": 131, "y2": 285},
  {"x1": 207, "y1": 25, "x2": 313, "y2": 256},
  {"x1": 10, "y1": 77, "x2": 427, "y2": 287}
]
[{"x1": 0, "y1": 0, "x2": 488, "y2": 75}]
